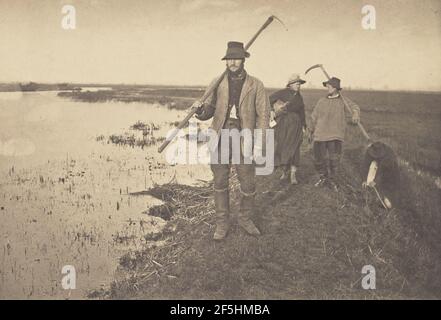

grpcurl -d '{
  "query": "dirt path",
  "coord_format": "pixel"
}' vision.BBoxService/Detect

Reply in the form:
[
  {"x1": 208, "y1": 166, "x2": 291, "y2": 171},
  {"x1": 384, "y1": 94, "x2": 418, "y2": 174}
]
[{"x1": 108, "y1": 143, "x2": 440, "y2": 299}]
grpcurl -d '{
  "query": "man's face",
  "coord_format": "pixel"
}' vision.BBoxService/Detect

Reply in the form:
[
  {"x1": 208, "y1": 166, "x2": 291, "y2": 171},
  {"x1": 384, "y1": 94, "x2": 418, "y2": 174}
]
[
  {"x1": 327, "y1": 84, "x2": 338, "y2": 95},
  {"x1": 226, "y1": 59, "x2": 244, "y2": 73}
]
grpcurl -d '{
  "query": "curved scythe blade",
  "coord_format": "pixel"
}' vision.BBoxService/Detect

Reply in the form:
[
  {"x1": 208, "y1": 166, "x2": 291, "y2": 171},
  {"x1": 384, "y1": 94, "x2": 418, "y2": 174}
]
[
  {"x1": 270, "y1": 15, "x2": 288, "y2": 31},
  {"x1": 305, "y1": 64, "x2": 323, "y2": 75}
]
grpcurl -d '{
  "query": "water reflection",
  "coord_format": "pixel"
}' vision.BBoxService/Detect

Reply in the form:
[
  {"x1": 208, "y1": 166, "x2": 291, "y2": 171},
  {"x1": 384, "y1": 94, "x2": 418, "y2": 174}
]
[{"x1": 0, "y1": 91, "x2": 211, "y2": 299}]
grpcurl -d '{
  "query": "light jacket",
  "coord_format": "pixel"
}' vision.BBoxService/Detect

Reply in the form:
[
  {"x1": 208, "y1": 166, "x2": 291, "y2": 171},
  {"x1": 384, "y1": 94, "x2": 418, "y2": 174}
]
[
  {"x1": 197, "y1": 73, "x2": 271, "y2": 146},
  {"x1": 310, "y1": 94, "x2": 360, "y2": 142}
]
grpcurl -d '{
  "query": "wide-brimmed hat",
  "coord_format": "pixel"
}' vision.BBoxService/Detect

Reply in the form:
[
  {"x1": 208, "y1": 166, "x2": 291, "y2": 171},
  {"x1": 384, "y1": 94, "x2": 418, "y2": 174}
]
[
  {"x1": 323, "y1": 77, "x2": 342, "y2": 90},
  {"x1": 286, "y1": 74, "x2": 306, "y2": 87},
  {"x1": 367, "y1": 142, "x2": 387, "y2": 160},
  {"x1": 221, "y1": 41, "x2": 250, "y2": 60}
]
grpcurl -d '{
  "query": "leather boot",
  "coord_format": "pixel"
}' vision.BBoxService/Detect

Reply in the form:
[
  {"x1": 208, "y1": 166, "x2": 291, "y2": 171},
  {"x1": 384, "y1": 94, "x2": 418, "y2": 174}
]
[
  {"x1": 238, "y1": 194, "x2": 261, "y2": 236},
  {"x1": 213, "y1": 190, "x2": 230, "y2": 240}
]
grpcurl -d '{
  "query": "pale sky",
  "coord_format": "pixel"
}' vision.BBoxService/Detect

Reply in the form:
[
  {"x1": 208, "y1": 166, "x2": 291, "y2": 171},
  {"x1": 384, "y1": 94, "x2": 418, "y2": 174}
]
[{"x1": 0, "y1": 0, "x2": 440, "y2": 91}]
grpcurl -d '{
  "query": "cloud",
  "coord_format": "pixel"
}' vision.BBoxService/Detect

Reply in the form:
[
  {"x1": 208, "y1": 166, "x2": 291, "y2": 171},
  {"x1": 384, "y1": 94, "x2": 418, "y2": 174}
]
[{"x1": 179, "y1": 0, "x2": 239, "y2": 13}]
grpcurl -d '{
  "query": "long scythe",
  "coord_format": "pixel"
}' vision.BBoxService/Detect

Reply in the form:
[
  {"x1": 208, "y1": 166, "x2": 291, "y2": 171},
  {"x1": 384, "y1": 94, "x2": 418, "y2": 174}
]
[
  {"x1": 158, "y1": 15, "x2": 286, "y2": 153},
  {"x1": 305, "y1": 64, "x2": 371, "y2": 142}
]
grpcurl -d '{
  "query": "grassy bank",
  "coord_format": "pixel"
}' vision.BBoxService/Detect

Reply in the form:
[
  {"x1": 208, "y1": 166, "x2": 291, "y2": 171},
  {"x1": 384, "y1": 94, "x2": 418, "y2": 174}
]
[
  {"x1": 104, "y1": 138, "x2": 441, "y2": 299},
  {"x1": 95, "y1": 125, "x2": 441, "y2": 299}
]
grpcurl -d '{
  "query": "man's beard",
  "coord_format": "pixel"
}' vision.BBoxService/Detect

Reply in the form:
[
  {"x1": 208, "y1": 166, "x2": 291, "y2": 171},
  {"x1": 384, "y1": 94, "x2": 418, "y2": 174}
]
[{"x1": 228, "y1": 63, "x2": 245, "y2": 77}]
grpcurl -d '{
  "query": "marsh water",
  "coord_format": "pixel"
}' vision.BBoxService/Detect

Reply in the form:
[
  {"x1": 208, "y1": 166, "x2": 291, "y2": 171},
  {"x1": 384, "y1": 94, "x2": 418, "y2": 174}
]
[{"x1": 0, "y1": 91, "x2": 211, "y2": 299}]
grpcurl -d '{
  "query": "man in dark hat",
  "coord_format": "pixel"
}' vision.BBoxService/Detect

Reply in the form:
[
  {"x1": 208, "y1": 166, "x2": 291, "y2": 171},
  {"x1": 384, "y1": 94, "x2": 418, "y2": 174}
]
[
  {"x1": 193, "y1": 41, "x2": 271, "y2": 240},
  {"x1": 309, "y1": 77, "x2": 361, "y2": 189}
]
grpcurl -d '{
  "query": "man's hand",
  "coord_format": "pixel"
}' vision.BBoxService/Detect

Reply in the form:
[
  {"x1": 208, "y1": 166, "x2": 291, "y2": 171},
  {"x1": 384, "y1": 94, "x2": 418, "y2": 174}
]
[
  {"x1": 191, "y1": 100, "x2": 207, "y2": 120},
  {"x1": 190, "y1": 100, "x2": 203, "y2": 114},
  {"x1": 351, "y1": 112, "x2": 360, "y2": 125}
]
